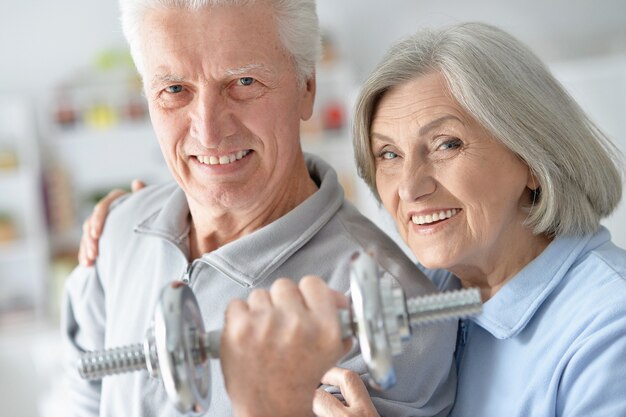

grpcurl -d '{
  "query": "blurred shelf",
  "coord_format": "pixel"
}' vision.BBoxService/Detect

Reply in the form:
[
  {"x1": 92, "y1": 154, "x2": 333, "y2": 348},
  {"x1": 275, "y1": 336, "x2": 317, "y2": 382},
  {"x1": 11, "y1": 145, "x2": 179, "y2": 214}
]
[
  {"x1": 0, "y1": 239, "x2": 41, "y2": 262},
  {"x1": 0, "y1": 169, "x2": 27, "y2": 182},
  {"x1": 0, "y1": 96, "x2": 49, "y2": 322},
  {"x1": 51, "y1": 121, "x2": 155, "y2": 145}
]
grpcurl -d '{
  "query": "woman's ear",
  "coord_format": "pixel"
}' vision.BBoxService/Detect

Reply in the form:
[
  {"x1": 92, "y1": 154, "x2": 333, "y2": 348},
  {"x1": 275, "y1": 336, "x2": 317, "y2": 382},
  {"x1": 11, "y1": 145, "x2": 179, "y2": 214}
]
[
  {"x1": 527, "y1": 171, "x2": 540, "y2": 193},
  {"x1": 526, "y1": 171, "x2": 541, "y2": 203}
]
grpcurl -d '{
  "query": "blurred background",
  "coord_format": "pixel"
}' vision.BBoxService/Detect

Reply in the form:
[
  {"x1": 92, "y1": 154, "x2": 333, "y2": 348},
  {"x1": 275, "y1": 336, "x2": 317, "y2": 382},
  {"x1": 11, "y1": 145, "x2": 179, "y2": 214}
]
[{"x1": 0, "y1": 1, "x2": 625, "y2": 415}]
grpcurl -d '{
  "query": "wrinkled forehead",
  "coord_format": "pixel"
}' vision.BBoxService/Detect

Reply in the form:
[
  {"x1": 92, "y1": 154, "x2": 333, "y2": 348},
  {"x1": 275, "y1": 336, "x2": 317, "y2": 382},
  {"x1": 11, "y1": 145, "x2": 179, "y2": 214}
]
[
  {"x1": 138, "y1": 4, "x2": 281, "y2": 47},
  {"x1": 136, "y1": 4, "x2": 291, "y2": 75},
  {"x1": 372, "y1": 74, "x2": 466, "y2": 127}
]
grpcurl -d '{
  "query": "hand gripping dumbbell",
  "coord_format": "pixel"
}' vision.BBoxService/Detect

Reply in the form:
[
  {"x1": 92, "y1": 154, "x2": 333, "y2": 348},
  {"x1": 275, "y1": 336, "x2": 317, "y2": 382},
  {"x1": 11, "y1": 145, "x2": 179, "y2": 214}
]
[{"x1": 77, "y1": 251, "x2": 482, "y2": 415}]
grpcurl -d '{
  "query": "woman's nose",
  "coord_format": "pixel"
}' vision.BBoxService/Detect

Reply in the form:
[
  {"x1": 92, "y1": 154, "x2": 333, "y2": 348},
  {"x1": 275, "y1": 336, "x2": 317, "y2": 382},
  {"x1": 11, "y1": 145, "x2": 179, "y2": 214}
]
[{"x1": 398, "y1": 161, "x2": 436, "y2": 202}]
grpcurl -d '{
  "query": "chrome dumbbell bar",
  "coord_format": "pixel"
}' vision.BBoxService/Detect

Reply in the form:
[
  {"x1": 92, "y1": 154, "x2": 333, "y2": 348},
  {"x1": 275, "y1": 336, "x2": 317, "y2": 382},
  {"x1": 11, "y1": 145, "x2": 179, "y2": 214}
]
[{"x1": 77, "y1": 251, "x2": 482, "y2": 414}]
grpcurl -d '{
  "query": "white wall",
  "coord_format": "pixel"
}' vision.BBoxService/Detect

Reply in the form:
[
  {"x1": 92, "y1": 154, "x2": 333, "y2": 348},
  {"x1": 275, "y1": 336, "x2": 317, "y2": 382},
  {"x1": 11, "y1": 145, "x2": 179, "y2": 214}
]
[
  {"x1": 2, "y1": 1, "x2": 626, "y2": 94},
  {"x1": 316, "y1": 0, "x2": 626, "y2": 82},
  {"x1": 0, "y1": 0, "x2": 126, "y2": 97},
  {"x1": 551, "y1": 56, "x2": 626, "y2": 248}
]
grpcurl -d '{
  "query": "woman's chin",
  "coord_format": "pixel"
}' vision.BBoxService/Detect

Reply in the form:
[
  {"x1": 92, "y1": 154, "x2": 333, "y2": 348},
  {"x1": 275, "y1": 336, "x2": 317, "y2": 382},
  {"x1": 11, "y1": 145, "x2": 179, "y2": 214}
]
[{"x1": 409, "y1": 246, "x2": 456, "y2": 271}]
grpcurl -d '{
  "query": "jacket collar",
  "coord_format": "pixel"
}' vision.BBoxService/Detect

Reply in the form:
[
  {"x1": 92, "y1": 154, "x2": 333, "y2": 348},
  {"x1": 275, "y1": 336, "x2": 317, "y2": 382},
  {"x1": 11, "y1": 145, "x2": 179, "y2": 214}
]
[{"x1": 134, "y1": 153, "x2": 344, "y2": 287}]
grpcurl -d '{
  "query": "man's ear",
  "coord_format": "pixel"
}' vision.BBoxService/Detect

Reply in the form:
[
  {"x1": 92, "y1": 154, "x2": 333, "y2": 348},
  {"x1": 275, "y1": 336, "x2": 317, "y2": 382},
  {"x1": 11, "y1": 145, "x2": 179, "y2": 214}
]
[{"x1": 300, "y1": 75, "x2": 316, "y2": 121}]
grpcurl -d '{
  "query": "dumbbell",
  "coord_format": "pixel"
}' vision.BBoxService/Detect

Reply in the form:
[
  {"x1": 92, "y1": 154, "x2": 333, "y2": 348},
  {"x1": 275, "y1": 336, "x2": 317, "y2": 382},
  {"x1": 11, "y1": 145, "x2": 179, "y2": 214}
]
[{"x1": 77, "y1": 251, "x2": 482, "y2": 415}]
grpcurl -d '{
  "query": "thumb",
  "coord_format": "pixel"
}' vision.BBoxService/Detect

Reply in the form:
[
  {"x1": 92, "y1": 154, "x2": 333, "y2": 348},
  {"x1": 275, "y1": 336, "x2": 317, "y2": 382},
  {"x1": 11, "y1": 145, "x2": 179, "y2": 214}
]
[
  {"x1": 313, "y1": 387, "x2": 345, "y2": 417},
  {"x1": 332, "y1": 289, "x2": 349, "y2": 310}
]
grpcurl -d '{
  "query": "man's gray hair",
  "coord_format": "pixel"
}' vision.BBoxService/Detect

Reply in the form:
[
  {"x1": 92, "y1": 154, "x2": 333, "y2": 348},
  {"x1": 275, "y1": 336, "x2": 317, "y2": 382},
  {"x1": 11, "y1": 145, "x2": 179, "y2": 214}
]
[
  {"x1": 353, "y1": 22, "x2": 623, "y2": 237},
  {"x1": 119, "y1": 0, "x2": 321, "y2": 82}
]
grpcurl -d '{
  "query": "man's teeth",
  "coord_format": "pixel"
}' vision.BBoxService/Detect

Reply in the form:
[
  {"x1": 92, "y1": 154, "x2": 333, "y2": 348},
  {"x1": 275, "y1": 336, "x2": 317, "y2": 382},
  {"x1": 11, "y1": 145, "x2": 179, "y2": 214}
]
[
  {"x1": 197, "y1": 150, "x2": 250, "y2": 165},
  {"x1": 412, "y1": 209, "x2": 459, "y2": 225}
]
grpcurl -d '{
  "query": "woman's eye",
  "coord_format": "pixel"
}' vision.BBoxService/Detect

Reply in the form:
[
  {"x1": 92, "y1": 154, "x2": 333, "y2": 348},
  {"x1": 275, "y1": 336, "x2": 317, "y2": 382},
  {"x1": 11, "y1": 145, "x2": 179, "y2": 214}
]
[
  {"x1": 381, "y1": 151, "x2": 398, "y2": 160},
  {"x1": 238, "y1": 77, "x2": 255, "y2": 86},
  {"x1": 165, "y1": 85, "x2": 183, "y2": 94},
  {"x1": 438, "y1": 138, "x2": 462, "y2": 151}
]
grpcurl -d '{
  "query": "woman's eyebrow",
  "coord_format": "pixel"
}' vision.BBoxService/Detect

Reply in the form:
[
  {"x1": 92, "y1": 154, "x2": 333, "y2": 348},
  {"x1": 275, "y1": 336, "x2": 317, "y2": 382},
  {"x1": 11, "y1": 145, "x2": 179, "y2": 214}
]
[
  {"x1": 418, "y1": 115, "x2": 464, "y2": 136},
  {"x1": 371, "y1": 115, "x2": 464, "y2": 143},
  {"x1": 371, "y1": 132, "x2": 395, "y2": 144}
]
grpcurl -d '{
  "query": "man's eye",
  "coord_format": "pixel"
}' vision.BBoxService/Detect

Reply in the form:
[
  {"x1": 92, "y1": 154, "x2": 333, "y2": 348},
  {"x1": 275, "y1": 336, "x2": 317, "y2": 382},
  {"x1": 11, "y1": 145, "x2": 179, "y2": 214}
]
[
  {"x1": 238, "y1": 77, "x2": 255, "y2": 86},
  {"x1": 165, "y1": 85, "x2": 183, "y2": 93}
]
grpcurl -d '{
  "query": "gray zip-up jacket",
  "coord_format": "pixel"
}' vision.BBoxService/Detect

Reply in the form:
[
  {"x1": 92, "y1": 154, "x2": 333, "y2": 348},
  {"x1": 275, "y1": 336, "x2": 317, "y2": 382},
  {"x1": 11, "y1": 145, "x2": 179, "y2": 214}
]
[{"x1": 62, "y1": 154, "x2": 456, "y2": 417}]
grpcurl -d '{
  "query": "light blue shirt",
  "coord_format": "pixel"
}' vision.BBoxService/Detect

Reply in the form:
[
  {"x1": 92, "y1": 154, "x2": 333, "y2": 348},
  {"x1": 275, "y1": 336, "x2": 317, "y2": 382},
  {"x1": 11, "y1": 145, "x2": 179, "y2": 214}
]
[{"x1": 429, "y1": 227, "x2": 626, "y2": 417}]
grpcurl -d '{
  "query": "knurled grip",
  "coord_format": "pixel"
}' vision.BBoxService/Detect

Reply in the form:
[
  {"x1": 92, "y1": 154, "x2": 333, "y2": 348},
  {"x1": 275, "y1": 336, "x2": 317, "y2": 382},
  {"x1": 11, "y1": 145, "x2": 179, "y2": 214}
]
[{"x1": 78, "y1": 343, "x2": 146, "y2": 380}]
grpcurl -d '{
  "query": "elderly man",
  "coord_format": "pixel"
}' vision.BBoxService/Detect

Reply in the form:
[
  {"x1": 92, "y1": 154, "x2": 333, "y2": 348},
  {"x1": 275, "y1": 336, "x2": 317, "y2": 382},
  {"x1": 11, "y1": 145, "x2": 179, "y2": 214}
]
[{"x1": 61, "y1": 0, "x2": 457, "y2": 416}]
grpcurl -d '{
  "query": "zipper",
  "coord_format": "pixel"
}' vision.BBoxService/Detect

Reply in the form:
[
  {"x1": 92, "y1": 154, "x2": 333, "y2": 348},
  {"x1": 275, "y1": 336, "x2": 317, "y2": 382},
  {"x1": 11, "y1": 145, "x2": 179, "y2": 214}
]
[
  {"x1": 181, "y1": 261, "x2": 193, "y2": 284},
  {"x1": 455, "y1": 319, "x2": 469, "y2": 372},
  {"x1": 135, "y1": 222, "x2": 197, "y2": 286}
]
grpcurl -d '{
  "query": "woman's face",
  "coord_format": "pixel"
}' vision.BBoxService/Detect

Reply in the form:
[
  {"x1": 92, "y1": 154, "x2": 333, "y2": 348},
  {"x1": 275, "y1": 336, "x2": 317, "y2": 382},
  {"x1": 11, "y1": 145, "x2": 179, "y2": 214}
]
[{"x1": 371, "y1": 73, "x2": 537, "y2": 278}]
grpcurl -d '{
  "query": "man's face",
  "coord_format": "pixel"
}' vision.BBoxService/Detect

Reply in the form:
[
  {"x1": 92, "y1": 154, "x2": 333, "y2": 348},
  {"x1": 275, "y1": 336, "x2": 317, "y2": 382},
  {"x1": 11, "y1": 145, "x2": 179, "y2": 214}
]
[{"x1": 138, "y1": 3, "x2": 315, "y2": 214}]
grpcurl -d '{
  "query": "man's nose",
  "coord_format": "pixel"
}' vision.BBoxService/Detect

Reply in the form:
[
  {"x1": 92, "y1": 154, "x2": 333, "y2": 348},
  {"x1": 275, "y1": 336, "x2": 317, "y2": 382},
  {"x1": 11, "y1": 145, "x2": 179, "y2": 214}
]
[
  {"x1": 398, "y1": 159, "x2": 436, "y2": 202},
  {"x1": 189, "y1": 90, "x2": 236, "y2": 147}
]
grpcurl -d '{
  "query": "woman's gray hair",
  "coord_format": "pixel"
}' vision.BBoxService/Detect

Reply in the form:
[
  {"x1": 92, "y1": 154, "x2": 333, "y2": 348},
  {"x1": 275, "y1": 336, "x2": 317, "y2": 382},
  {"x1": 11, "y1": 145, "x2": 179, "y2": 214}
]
[
  {"x1": 119, "y1": 0, "x2": 321, "y2": 83},
  {"x1": 354, "y1": 22, "x2": 623, "y2": 237}
]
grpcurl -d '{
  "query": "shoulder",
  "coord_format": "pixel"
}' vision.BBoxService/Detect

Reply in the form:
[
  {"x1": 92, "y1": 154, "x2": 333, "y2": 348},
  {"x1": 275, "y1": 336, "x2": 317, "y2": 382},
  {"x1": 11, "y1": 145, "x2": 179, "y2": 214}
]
[
  {"x1": 332, "y1": 202, "x2": 438, "y2": 295},
  {"x1": 107, "y1": 181, "x2": 179, "y2": 222},
  {"x1": 557, "y1": 240, "x2": 626, "y2": 393},
  {"x1": 554, "y1": 237, "x2": 626, "y2": 339},
  {"x1": 98, "y1": 181, "x2": 180, "y2": 251},
  {"x1": 583, "y1": 238, "x2": 626, "y2": 278},
  {"x1": 568, "y1": 237, "x2": 626, "y2": 298}
]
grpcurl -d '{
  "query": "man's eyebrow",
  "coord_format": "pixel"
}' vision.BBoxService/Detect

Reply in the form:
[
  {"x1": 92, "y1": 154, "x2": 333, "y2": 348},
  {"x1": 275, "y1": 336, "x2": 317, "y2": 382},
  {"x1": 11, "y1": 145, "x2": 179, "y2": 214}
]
[
  {"x1": 150, "y1": 73, "x2": 185, "y2": 89},
  {"x1": 225, "y1": 63, "x2": 274, "y2": 77}
]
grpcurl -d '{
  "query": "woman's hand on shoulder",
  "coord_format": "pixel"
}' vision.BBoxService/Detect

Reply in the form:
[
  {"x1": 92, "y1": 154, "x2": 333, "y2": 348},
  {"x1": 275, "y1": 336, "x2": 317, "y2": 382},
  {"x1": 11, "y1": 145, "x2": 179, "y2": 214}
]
[{"x1": 78, "y1": 179, "x2": 145, "y2": 266}]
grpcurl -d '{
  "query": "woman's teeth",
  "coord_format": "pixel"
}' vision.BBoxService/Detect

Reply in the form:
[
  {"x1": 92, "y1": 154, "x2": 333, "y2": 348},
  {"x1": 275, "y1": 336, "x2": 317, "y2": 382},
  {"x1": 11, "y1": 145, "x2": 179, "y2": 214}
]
[
  {"x1": 412, "y1": 209, "x2": 459, "y2": 225},
  {"x1": 196, "y1": 150, "x2": 250, "y2": 166}
]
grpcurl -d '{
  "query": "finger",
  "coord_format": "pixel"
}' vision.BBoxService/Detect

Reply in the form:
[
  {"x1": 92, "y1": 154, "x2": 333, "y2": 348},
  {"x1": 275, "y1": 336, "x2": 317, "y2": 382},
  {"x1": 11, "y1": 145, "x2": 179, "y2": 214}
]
[
  {"x1": 269, "y1": 278, "x2": 306, "y2": 312},
  {"x1": 332, "y1": 289, "x2": 350, "y2": 310},
  {"x1": 78, "y1": 238, "x2": 93, "y2": 266},
  {"x1": 221, "y1": 299, "x2": 252, "y2": 355},
  {"x1": 222, "y1": 299, "x2": 250, "y2": 336},
  {"x1": 90, "y1": 189, "x2": 126, "y2": 238},
  {"x1": 78, "y1": 219, "x2": 98, "y2": 265},
  {"x1": 223, "y1": 298, "x2": 250, "y2": 322},
  {"x1": 246, "y1": 289, "x2": 272, "y2": 311},
  {"x1": 313, "y1": 388, "x2": 346, "y2": 417},
  {"x1": 84, "y1": 237, "x2": 97, "y2": 264},
  {"x1": 298, "y1": 275, "x2": 338, "y2": 311},
  {"x1": 320, "y1": 367, "x2": 372, "y2": 408},
  {"x1": 299, "y1": 276, "x2": 347, "y2": 340},
  {"x1": 332, "y1": 289, "x2": 353, "y2": 354},
  {"x1": 131, "y1": 179, "x2": 146, "y2": 192}
]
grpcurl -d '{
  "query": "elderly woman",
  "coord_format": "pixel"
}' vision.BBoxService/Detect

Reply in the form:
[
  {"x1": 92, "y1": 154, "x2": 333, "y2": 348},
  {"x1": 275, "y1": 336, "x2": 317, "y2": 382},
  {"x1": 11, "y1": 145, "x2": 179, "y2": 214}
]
[
  {"x1": 314, "y1": 22, "x2": 626, "y2": 417},
  {"x1": 78, "y1": 22, "x2": 626, "y2": 417}
]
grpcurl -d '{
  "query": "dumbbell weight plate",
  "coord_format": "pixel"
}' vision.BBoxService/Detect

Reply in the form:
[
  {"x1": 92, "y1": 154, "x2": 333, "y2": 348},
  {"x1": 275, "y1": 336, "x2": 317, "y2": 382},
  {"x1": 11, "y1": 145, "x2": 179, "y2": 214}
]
[
  {"x1": 154, "y1": 282, "x2": 211, "y2": 414},
  {"x1": 349, "y1": 252, "x2": 396, "y2": 390}
]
